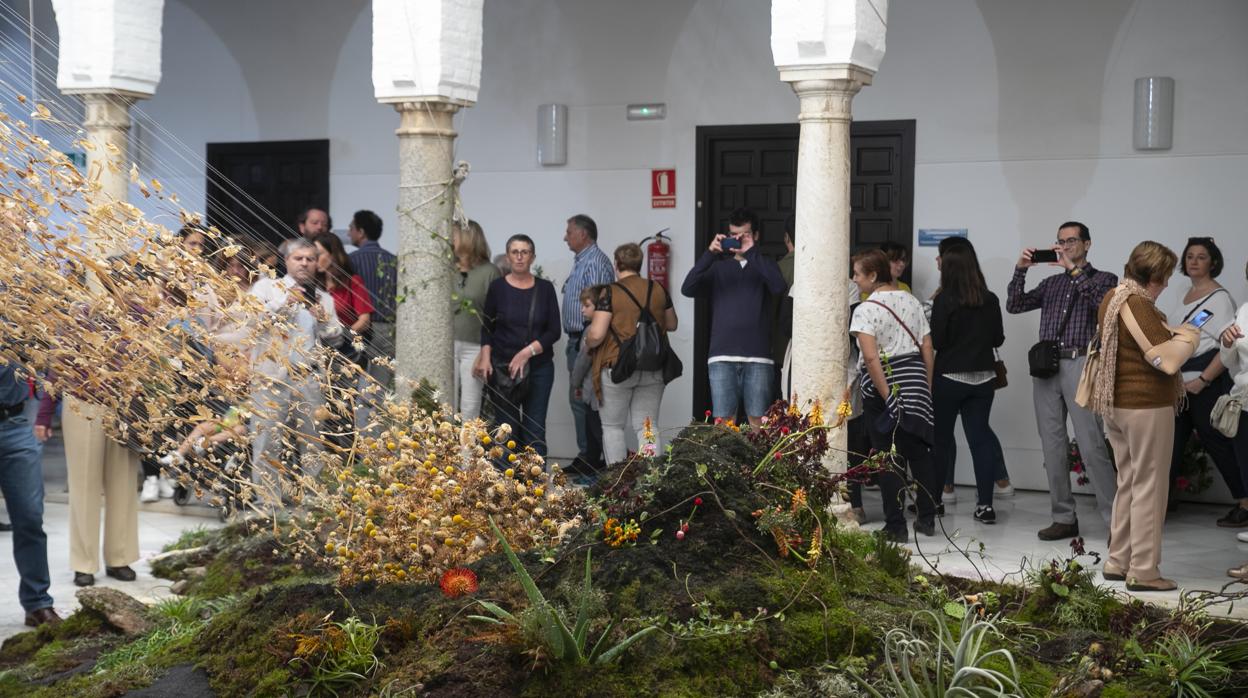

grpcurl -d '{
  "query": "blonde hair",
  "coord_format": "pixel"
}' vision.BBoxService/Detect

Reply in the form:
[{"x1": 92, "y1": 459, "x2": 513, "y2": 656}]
[
  {"x1": 454, "y1": 219, "x2": 492, "y2": 268},
  {"x1": 1123, "y1": 240, "x2": 1178, "y2": 285},
  {"x1": 613, "y1": 243, "x2": 644, "y2": 273}
]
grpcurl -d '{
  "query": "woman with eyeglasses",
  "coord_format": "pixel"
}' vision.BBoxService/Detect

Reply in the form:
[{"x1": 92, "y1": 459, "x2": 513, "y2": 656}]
[
  {"x1": 1167, "y1": 237, "x2": 1247, "y2": 527},
  {"x1": 474, "y1": 235, "x2": 561, "y2": 456}
]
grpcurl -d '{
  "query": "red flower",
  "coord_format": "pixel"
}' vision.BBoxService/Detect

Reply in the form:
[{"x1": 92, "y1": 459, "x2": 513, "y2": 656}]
[
  {"x1": 1175, "y1": 476, "x2": 1190, "y2": 491},
  {"x1": 439, "y1": 568, "x2": 479, "y2": 598},
  {"x1": 693, "y1": 497, "x2": 703, "y2": 506},
  {"x1": 704, "y1": 410, "x2": 712, "y2": 417}
]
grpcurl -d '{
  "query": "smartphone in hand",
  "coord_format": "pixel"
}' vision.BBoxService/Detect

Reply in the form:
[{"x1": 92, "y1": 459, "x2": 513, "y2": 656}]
[
  {"x1": 1031, "y1": 249, "x2": 1059, "y2": 264},
  {"x1": 721, "y1": 236, "x2": 741, "y2": 251},
  {"x1": 1190, "y1": 309, "x2": 1215, "y2": 329}
]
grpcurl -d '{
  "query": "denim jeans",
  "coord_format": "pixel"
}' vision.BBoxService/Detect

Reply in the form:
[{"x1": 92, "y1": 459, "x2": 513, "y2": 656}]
[
  {"x1": 0, "y1": 412, "x2": 53, "y2": 612},
  {"x1": 933, "y1": 375, "x2": 1007, "y2": 506},
  {"x1": 1170, "y1": 373, "x2": 1245, "y2": 499},
  {"x1": 493, "y1": 360, "x2": 555, "y2": 457},
  {"x1": 707, "y1": 361, "x2": 774, "y2": 420},
  {"x1": 565, "y1": 334, "x2": 589, "y2": 454}
]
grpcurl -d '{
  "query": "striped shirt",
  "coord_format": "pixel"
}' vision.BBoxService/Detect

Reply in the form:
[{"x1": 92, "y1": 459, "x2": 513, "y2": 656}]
[
  {"x1": 561, "y1": 243, "x2": 615, "y2": 334},
  {"x1": 349, "y1": 241, "x2": 398, "y2": 324},
  {"x1": 861, "y1": 354, "x2": 935, "y2": 445},
  {"x1": 1006, "y1": 263, "x2": 1117, "y2": 349}
]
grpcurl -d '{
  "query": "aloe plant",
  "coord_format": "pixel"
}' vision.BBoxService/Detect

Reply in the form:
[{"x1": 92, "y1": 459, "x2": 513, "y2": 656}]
[
  {"x1": 850, "y1": 603, "x2": 1023, "y2": 697},
  {"x1": 469, "y1": 516, "x2": 657, "y2": 665}
]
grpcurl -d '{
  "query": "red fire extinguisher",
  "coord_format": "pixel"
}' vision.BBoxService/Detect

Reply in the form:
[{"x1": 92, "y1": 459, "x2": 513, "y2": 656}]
[{"x1": 642, "y1": 228, "x2": 671, "y2": 289}]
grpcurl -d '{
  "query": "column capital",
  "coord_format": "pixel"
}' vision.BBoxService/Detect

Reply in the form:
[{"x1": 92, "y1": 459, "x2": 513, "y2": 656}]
[
  {"x1": 78, "y1": 92, "x2": 140, "y2": 130},
  {"x1": 780, "y1": 64, "x2": 874, "y2": 124},
  {"x1": 394, "y1": 100, "x2": 461, "y2": 138}
]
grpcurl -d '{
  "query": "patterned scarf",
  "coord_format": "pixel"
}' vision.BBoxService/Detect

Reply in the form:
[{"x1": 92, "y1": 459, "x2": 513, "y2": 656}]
[{"x1": 1088, "y1": 280, "x2": 1184, "y2": 417}]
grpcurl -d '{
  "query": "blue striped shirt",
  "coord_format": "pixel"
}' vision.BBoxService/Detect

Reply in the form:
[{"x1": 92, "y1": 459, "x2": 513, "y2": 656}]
[
  {"x1": 561, "y1": 243, "x2": 615, "y2": 333},
  {"x1": 349, "y1": 241, "x2": 398, "y2": 324}
]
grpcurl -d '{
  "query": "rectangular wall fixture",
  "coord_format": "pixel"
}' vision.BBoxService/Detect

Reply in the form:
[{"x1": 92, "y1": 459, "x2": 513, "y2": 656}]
[
  {"x1": 537, "y1": 103, "x2": 567, "y2": 166},
  {"x1": 1133, "y1": 77, "x2": 1174, "y2": 151},
  {"x1": 626, "y1": 103, "x2": 666, "y2": 121}
]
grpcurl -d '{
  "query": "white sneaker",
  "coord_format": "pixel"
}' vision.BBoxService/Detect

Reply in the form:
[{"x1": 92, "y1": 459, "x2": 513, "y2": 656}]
[
  {"x1": 941, "y1": 489, "x2": 957, "y2": 505},
  {"x1": 140, "y1": 476, "x2": 160, "y2": 503},
  {"x1": 157, "y1": 452, "x2": 184, "y2": 468},
  {"x1": 1238, "y1": 530, "x2": 1248, "y2": 543},
  {"x1": 995, "y1": 481, "x2": 1016, "y2": 497},
  {"x1": 158, "y1": 477, "x2": 176, "y2": 499}
]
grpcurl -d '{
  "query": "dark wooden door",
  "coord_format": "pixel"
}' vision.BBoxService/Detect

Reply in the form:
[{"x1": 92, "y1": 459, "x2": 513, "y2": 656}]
[
  {"x1": 205, "y1": 139, "x2": 330, "y2": 246},
  {"x1": 691, "y1": 120, "x2": 915, "y2": 419}
]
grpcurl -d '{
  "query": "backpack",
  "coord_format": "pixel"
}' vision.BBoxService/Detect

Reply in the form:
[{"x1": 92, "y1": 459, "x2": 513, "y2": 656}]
[{"x1": 609, "y1": 280, "x2": 669, "y2": 383}]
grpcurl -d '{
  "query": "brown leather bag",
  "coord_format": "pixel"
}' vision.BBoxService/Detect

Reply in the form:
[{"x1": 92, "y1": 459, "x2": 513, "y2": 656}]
[{"x1": 992, "y1": 349, "x2": 1008, "y2": 390}]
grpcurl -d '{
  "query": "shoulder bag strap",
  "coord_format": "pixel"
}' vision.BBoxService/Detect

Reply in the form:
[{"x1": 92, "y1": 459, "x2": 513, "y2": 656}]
[
  {"x1": 1180, "y1": 288, "x2": 1227, "y2": 324},
  {"x1": 865, "y1": 299, "x2": 922, "y2": 351},
  {"x1": 613, "y1": 280, "x2": 654, "y2": 319},
  {"x1": 1119, "y1": 299, "x2": 1156, "y2": 352},
  {"x1": 525, "y1": 283, "x2": 539, "y2": 342}
]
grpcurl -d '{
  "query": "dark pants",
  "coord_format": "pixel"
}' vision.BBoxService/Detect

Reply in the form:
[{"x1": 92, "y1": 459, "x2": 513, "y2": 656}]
[
  {"x1": 846, "y1": 415, "x2": 870, "y2": 509},
  {"x1": 492, "y1": 360, "x2": 556, "y2": 457},
  {"x1": 584, "y1": 407, "x2": 605, "y2": 467},
  {"x1": 933, "y1": 376, "x2": 1007, "y2": 506},
  {"x1": 1170, "y1": 373, "x2": 1246, "y2": 499},
  {"x1": 0, "y1": 410, "x2": 53, "y2": 612},
  {"x1": 863, "y1": 393, "x2": 939, "y2": 536}
]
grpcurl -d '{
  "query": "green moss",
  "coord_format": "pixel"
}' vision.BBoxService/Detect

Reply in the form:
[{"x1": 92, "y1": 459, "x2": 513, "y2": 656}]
[
  {"x1": 161, "y1": 525, "x2": 216, "y2": 552},
  {"x1": 191, "y1": 555, "x2": 245, "y2": 598}
]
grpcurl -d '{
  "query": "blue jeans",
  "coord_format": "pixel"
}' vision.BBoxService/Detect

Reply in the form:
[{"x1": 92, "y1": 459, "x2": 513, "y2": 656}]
[
  {"x1": 0, "y1": 412, "x2": 53, "y2": 612},
  {"x1": 565, "y1": 334, "x2": 589, "y2": 454},
  {"x1": 494, "y1": 360, "x2": 556, "y2": 457},
  {"x1": 707, "y1": 361, "x2": 773, "y2": 420},
  {"x1": 933, "y1": 375, "x2": 1006, "y2": 506}
]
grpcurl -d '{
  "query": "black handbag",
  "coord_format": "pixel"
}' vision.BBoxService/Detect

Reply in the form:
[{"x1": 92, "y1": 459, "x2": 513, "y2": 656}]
[
  {"x1": 490, "y1": 285, "x2": 540, "y2": 404},
  {"x1": 608, "y1": 281, "x2": 669, "y2": 384},
  {"x1": 1027, "y1": 283, "x2": 1080, "y2": 378}
]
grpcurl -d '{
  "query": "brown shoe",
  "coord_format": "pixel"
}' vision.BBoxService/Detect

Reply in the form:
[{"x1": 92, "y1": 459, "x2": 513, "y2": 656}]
[
  {"x1": 1126, "y1": 577, "x2": 1177, "y2": 592},
  {"x1": 1102, "y1": 564, "x2": 1126, "y2": 582},
  {"x1": 1037, "y1": 521, "x2": 1080, "y2": 541},
  {"x1": 24, "y1": 607, "x2": 62, "y2": 628},
  {"x1": 1227, "y1": 562, "x2": 1248, "y2": 580}
]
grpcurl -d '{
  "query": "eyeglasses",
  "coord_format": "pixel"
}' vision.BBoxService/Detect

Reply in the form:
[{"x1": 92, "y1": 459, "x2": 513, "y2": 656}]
[
  {"x1": 508, "y1": 249, "x2": 533, "y2": 257},
  {"x1": 1056, "y1": 237, "x2": 1083, "y2": 247}
]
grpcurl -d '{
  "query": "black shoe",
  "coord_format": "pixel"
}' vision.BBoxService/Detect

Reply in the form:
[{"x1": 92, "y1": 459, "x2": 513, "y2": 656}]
[
  {"x1": 1216, "y1": 505, "x2": 1248, "y2": 528},
  {"x1": 913, "y1": 519, "x2": 936, "y2": 537},
  {"x1": 105, "y1": 566, "x2": 136, "y2": 582},
  {"x1": 881, "y1": 526, "x2": 909, "y2": 544},
  {"x1": 24, "y1": 607, "x2": 62, "y2": 628},
  {"x1": 73, "y1": 572, "x2": 94, "y2": 587},
  {"x1": 1038, "y1": 521, "x2": 1079, "y2": 541},
  {"x1": 906, "y1": 503, "x2": 945, "y2": 517},
  {"x1": 974, "y1": 505, "x2": 996, "y2": 524},
  {"x1": 564, "y1": 456, "x2": 599, "y2": 476},
  {"x1": 0, "y1": 521, "x2": 12, "y2": 532}
]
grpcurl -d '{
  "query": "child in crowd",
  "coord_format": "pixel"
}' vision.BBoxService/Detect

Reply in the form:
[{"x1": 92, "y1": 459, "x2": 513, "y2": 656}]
[{"x1": 570, "y1": 286, "x2": 607, "y2": 475}]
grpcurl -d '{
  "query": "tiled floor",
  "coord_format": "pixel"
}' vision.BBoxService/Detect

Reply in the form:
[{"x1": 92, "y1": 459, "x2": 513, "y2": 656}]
[{"x1": 857, "y1": 486, "x2": 1248, "y2": 618}]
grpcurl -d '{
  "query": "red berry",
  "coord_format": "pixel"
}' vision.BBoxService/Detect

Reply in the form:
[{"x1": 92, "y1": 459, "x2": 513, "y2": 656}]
[
  {"x1": 694, "y1": 497, "x2": 703, "y2": 506},
  {"x1": 681, "y1": 522, "x2": 689, "y2": 533},
  {"x1": 676, "y1": 530, "x2": 685, "y2": 540}
]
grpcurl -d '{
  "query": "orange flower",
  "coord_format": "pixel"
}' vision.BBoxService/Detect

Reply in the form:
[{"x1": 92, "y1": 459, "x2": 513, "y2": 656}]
[{"x1": 439, "y1": 567, "x2": 479, "y2": 598}]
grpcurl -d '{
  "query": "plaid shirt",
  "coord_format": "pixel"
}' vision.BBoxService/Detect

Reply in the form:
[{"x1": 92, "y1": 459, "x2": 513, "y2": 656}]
[{"x1": 1006, "y1": 263, "x2": 1117, "y2": 349}]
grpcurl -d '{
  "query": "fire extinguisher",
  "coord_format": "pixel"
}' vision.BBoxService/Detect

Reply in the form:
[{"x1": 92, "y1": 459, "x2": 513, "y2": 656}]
[{"x1": 641, "y1": 228, "x2": 671, "y2": 290}]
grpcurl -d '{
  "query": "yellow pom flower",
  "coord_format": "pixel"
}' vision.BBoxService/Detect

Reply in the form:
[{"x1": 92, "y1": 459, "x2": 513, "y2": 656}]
[
  {"x1": 507, "y1": 453, "x2": 517, "y2": 463},
  {"x1": 481, "y1": 435, "x2": 492, "y2": 445},
  {"x1": 506, "y1": 440, "x2": 516, "y2": 450},
  {"x1": 504, "y1": 468, "x2": 515, "y2": 478}
]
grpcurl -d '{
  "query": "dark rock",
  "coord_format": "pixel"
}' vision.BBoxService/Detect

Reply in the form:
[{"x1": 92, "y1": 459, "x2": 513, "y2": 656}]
[
  {"x1": 75, "y1": 587, "x2": 153, "y2": 636},
  {"x1": 125, "y1": 662, "x2": 216, "y2": 697}
]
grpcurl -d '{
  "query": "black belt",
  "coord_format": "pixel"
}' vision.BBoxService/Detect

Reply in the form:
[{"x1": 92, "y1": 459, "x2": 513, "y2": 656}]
[
  {"x1": 0, "y1": 402, "x2": 23, "y2": 420},
  {"x1": 1058, "y1": 347, "x2": 1088, "y2": 359}
]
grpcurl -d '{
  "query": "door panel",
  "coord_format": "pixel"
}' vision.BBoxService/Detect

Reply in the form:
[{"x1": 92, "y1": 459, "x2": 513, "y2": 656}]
[{"x1": 206, "y1": 139, "x2": 330, "y2": 247}]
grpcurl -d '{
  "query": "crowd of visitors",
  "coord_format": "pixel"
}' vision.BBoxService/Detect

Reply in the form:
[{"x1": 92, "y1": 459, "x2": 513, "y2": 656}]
[{"x1": 9, "y1": 203, "x2": 1248, "y2": 634}]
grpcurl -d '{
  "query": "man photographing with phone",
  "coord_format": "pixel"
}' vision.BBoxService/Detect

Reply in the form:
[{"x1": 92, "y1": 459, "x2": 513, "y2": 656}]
[
  {"x1": 1007, "y1": 221, "x2": 1118, "y2": 541},
  {"x1": 682, "y1": 208, "x2": 787, "y2": 427}
]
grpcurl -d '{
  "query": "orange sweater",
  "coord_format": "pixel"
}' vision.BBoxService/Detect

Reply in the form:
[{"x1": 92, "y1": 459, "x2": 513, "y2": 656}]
[{"x1": 1098, "y1": 294, "x2": 1181, "y2": 409}]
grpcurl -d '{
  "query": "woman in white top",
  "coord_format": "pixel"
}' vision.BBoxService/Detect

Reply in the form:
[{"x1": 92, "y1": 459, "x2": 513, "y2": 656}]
[
  {"x1": 1169, "y1": 238, "x2": 1248, "y2": 527},
  {"x1": 849, "y1": 248, "x2": 940, "y2": 543}
]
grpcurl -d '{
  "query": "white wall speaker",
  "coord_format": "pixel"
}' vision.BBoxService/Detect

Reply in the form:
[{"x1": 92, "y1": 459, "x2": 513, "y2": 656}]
[
  {"x1": 1133, "y1": 77, "x2": 1174, "y2": 151},
  {"x1": 537, "y1": 103, "x2": 568, "y2": 166}
]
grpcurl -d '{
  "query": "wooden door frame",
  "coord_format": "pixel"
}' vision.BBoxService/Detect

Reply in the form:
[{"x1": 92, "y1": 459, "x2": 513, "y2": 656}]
[{"x1": 691, "y1": 120, "x2": 915, "y2": 420}]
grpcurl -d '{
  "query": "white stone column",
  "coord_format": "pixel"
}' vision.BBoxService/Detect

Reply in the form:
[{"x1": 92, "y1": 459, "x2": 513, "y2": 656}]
[
  {"x1": 81, "y1": 92, "x2": 135, "y2": 204},
  {"x1": 783, "y1": 66, "x2": 872, "y2": 469},
  {"x1": 393, "y1": 100, "x2": 460, "y2": 397}
]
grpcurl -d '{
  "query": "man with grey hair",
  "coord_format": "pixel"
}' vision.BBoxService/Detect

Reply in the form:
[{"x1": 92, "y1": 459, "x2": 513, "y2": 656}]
[
  {"x1": 562, "y1": 214, "x2": 614, "y2": 471},
  {"x1": 248, "y1": 237, "x2": 343, "y2": 503}
]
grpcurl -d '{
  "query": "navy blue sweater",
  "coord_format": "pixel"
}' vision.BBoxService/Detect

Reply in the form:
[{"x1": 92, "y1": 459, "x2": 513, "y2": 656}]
[
  {"x1": 681, "y1": 247, "x2": 788, "y2": 360},
  {"x1": 480, "y1": 277, "x2": 562, "y2": 366}
]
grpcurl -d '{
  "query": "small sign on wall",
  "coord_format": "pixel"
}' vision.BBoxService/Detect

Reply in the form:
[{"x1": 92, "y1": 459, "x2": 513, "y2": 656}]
[
  {"x1": 917, "y1": 228, "x2": 968, "y2": 247},
  {"x1": 651, "y1": 169, "x2": 675, "y2": 208}
]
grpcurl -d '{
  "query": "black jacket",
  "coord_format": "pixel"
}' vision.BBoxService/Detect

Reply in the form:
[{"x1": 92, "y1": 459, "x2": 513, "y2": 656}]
[{"x1": 931, "y1": 291, "x2": 1005, "y2": 375}]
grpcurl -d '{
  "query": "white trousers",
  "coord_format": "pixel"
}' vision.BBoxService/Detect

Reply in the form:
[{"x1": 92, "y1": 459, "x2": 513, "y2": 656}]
[{"x1": 599, "y1": 369, "x2": 665, "y2": 464}]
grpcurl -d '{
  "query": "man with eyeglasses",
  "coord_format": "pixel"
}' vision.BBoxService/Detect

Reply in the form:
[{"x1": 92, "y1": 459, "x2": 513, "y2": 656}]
[{"x1": 1008, "y1": 221, "x2": 1118, "y2": 540}]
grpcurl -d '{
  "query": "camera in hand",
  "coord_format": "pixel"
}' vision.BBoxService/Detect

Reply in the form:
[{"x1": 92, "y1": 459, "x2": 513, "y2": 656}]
[
  {"x1": 1031, "y1": 249, "x2": 1059, "y2": 264},
  {"x1": 720, "y1": 236, "x2": 741, "y2": 251}
]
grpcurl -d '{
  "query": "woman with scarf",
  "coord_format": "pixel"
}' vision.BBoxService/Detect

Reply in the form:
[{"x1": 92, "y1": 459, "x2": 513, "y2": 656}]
[
  {"x1": 849, "y1": 248, "x2": 940, "y2": 543},
  {"x1": 1088, "y1": 241, "x2": 1198, "y2": 591}
]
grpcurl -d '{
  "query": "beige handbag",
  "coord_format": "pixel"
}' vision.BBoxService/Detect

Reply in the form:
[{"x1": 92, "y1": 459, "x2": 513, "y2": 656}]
[
  {"x1": 1211, "y1": 388, "x2": 1245, "y2": 438},
  {"x1": 1074, "y1": 335, "x2": 1101, "y2": 408},
  {"x1": 1120, "y1": 301, "x2": 1199, "y2": 375}
]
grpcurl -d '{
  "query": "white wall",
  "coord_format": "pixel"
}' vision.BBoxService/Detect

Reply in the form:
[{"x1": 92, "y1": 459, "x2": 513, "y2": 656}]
[{"x1": 11, "y1": 0, "x2": 1248, "y2": 499}]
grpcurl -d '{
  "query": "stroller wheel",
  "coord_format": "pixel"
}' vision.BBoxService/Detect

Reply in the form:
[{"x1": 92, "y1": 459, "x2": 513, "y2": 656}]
[{"x1": 172, "y1": 486, "x2": 191, "y2": 506}]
